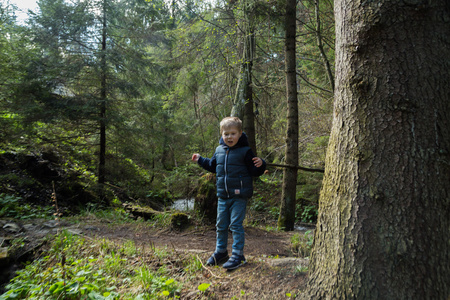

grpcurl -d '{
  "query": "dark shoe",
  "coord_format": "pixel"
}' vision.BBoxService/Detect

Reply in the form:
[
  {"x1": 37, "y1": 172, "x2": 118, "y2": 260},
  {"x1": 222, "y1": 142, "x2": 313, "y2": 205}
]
[
  {"x1": 206, "y1": 251, "x2": 229, "y2": 266},
  {"x1": 222, "y1": 254, "x2": 247, "y2": 270}
]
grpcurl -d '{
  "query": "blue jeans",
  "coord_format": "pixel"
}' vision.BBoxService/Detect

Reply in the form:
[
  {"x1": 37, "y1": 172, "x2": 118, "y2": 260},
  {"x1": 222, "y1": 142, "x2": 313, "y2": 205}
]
[{"x1": 215, "y1": 197, "x2": 247, "y2": 256}]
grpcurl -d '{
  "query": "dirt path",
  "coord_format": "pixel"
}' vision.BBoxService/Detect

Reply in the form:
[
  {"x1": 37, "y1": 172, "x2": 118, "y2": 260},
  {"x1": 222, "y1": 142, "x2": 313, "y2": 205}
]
[
  {"x1": 81, "y1": 220, "x2": 312, "y2": 299},
  {"x1": 88, "y1": 223, "x2": 295, "y2": 258}
]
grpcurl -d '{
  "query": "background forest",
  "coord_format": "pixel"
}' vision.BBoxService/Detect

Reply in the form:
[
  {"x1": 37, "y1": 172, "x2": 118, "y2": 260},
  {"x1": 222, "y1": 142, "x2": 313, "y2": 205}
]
[{"x1": 0, "y1": 0, "x2": 334, "y2": 226}]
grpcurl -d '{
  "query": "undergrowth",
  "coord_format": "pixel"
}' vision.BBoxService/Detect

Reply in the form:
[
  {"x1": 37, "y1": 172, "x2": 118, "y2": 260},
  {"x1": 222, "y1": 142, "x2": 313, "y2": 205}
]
[
  {"x1": 290, "y1": 230, "x2": 314, "y2": 258},
  {"x1": 0, "y1": 193, "x2": 53, "y2": 220},
  {"x1": 0, "y1": 230, "x2": 203, "y2": 300}
]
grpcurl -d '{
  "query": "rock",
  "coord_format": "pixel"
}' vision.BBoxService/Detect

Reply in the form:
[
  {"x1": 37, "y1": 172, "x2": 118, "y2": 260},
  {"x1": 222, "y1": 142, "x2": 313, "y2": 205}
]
[
  {"x1": 43, "y1": 220, "x2": 59, "y2": 228},
  {"x1": 23, "y1": 224, "x2": 36, "y2": 231},
  {"x1": 84, "y1": 226, "x2": 99, "y2": 231},
  {"x1": 170, "y1": 212, "x2": 190, "y2": 230},
  {"x1": 194, "y1": 173, "x2": 218, "y2": 224},
  {"x1": 67, "y1": 228, "x2": 83, "y2": 235},
  {"x1": 267, "y1": 257, "x2": 309, "y2": 269},
  {"x1": 3, "y1": 223, "x2": 22, "y2": 233},
  {"x1": 0, "y1": 247, "x2": 8, "y2": 259}
]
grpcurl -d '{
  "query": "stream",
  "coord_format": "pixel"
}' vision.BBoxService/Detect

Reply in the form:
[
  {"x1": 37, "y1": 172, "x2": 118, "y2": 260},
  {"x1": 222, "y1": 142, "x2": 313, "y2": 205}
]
[
  {"x1": 170, "y1": 199, "x2": 314, "y2": 232},
  {"x1": 171, "y1": 198, "x2": 195, "y2": 211}
]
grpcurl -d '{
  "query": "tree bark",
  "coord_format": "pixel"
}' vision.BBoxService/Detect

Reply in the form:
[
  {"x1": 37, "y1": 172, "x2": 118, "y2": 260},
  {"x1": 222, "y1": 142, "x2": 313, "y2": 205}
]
[
  {"x1": 304, "y1": 0, "x2": 450, "y2": 298},
  {"x1": 278, "y1": 0, "x2": 298, "y2": 231},
  {"x1": 231, "y1": 30, "x2": 257, "y2": 154}
]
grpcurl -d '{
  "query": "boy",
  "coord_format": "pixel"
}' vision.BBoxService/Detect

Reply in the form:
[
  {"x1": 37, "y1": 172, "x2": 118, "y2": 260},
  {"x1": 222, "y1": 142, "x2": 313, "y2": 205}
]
[{"x1": 192, "y1": 117, "x2": 266, "y2": 270}]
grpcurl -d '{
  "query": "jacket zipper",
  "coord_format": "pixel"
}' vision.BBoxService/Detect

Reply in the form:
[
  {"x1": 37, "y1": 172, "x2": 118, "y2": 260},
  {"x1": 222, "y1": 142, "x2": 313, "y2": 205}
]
[{"x1": 225, "y1": 149, "x2": 229, "y2": 198}]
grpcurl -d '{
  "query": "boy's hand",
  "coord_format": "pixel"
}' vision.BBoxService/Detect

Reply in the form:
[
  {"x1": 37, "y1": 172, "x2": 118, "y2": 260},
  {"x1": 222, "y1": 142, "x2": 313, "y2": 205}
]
[
  {"x1": 252, "y1": 157, "x2": 263, "y2": 168},
  {"x1": 192, "y1": 153, "x2": 200, "y2": 162}
]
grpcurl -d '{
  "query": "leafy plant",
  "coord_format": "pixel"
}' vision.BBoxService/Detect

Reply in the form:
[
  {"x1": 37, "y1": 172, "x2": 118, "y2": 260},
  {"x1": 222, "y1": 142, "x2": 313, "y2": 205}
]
[
  {"x1": 0, "y1": 193, "x2": 53, "y2": 219},
  {"x1": 295, "y1": 265, "x2": 309, "y2": 274},
  {"x1": 291, "y1": 230, "x2": 314, "y2": 257},
  {"x1": 250, "y1": 195, "x2": 266, "y2": 212},
  {"x1": 269, "y1": 207, "x2": 280, "y2": 220},
  {"x1": 136, "y1": 266, "x2": 181, "y2": 298},
  {"x1": 300, "y1": 205, "x2": 318, "y2": 223},
  {"x1": 0, "y1": 230, "x2": 193, "y2": 300},
  {"x1": 197, "y1": 283, "x2": 211, "y2": 292}
]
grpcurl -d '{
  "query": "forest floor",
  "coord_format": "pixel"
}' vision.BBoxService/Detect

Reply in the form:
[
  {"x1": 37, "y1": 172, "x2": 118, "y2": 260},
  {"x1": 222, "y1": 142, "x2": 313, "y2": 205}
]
[{"x1": 1, "y1": 216, "x2": 313, "y2": 299}]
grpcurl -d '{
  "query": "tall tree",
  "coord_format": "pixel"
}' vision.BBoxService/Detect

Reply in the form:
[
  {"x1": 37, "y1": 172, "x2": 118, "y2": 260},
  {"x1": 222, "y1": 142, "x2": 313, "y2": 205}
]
[
  {"x1": 304, "y1": 0, "x2": 450, "y2": 298},
  {"x1": 98, "y1": 0, "x2": 107, "y2": 196},
  {"x1": 16, "y1": 0, "x2": 171, "y2": 197},
  {"x1": 229, "y1": 0, "x2": 257, "y2": 154},
  {"x1": 0, "y1": 2, "x2": 30, "y2": 145},
  {"x1": 277, "y1": 0, "x2": 298, "y2": 231}
]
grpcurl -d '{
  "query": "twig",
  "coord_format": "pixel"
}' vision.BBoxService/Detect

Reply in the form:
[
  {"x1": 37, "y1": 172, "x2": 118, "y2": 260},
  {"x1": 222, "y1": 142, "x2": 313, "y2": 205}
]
[
  {"x1": 196, "y1": 255, "x2": 225, "y2": 279},
  {"x1": 51, "y1": 181, "x2": 62, "y2": 230}
]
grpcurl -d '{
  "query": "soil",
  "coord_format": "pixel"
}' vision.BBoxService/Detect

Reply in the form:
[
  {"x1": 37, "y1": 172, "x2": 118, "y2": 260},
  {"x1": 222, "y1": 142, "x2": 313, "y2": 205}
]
[{"x1": 0, "y1": 217, "x2": 313, "y2": 299}]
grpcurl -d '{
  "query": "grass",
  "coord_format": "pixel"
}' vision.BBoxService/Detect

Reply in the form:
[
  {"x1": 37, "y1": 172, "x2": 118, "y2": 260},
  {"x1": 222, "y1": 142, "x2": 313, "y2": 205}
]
[
  {"x1": 0, "y1": 230, "x2": 198, "y2": 300},
  {"x1": 290, "y1": 230, "x2": 314, "y2": 258},
  {"x1": 0, "y1": 208, "x2": 311, "y2": 299}
]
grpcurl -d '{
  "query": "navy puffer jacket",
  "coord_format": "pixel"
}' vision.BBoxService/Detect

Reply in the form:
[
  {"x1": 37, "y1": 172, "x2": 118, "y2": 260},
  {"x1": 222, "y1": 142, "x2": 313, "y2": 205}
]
[{"x1": 197, "y1": 133, "x2": 266, "y2": 199}]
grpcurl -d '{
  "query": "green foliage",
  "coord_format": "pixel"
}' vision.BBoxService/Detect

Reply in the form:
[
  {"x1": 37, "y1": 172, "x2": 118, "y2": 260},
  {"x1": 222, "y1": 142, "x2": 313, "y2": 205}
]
[
  {"x1": 0, "y1": 0, "x2": 334, "y2": 225},
  {"x1": 250, "y1": 195, "x2": 266, "y2": 212},
  {"x1": 295, "y1": 265, "x2": 309, "y2": 274},
  {"x1": 106, "y1": 153, "x2": 158, "y2": 202},
  {"x1": 290, "y1": 230, "x2": 314, "y2": 257},
  {"x1": 1, "y1": 231, "x2": 120, "y2": 300},
  {"x1": 301, "y1": 136, "x2": 329, "y2": 168},
  {"x1": 136, "y1": 267, "x2": 181, "y2": 298},
  {"x1": 298, "y1": 205, "x2": 318, "y2": 224},
  {"x1": 163, "y1": 164, "x2": 199, "y2": 199},
  {"x1": 0, "y1": 230, "x2": 196, "y2": 299},
  {"x1": 151, "y1": 211, "x2": 173, "y2": 228},
  {"x1": 295, "y1": 170, "x2": 323, "y2": 223},
  {"x1": 0, "y1": 193, "x2": 53, "y2": 219},
  {"x1": 197, "y1": 283, "x2": 211, "y2": 292},
  {"x1": 246, "y1": 175, "x2": 283, "y2": 227},
  {"x1": 184, "y1": 256, "x2": 203, "y2": 274}
]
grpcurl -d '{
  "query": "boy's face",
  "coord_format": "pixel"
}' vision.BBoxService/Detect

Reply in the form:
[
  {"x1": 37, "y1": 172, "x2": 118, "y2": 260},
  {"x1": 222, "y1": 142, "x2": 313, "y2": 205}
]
[{"x1": 222, "y1": 127, "x2": 242, "y2": 148}]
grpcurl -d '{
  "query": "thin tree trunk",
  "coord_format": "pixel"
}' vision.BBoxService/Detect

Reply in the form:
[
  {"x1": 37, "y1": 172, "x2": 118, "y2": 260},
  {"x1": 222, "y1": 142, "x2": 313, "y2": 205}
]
[
  {"x1": 231, "y1": 31, "x2": 256, "y2": 154},
  {"x1": 230, "y1": 0, "x2": 257, "y2": 154},
  {"x1": 304, "y1": 0, "x2": 450, "y2": 298},
  {"x1": 242, "y1": 31, "x2": 256, "y2": 155},
  {"x1": 278, "y1": 0, "x2": 298, "y2": 231},
  {"x1": 98, "y1": 0, "x2": 107, "y2": 199},
  {"x1": 314, "y1": 0, "x2": 334, "y2": 92}
]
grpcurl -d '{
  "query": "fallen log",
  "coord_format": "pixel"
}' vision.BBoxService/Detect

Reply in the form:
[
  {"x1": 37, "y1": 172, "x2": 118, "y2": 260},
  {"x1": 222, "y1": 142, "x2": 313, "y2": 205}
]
[{"x1": 122, "y1": 203, "x2": 161, "y2": 220}]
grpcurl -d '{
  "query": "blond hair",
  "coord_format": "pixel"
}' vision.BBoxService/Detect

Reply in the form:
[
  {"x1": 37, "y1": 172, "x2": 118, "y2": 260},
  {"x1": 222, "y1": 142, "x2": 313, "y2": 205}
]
[{"x1": 220, "y1": 117, "x2": 242, "y2": 134}]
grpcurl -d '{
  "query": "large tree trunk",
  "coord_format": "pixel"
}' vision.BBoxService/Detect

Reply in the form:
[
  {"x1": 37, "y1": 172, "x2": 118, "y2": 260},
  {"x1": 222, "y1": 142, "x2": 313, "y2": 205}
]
[
  {"x1": 277, "y1": 0, "x2": 298, "y2": 231},
  {"x1": 304, "y1": 0, "x2": 450, "y2": 299}
]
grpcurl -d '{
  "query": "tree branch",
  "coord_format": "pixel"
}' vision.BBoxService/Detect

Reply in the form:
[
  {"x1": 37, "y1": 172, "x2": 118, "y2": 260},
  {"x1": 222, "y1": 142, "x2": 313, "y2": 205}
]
[{"x1": 266, "y1": 163, "x2": 324, "y2": 173}]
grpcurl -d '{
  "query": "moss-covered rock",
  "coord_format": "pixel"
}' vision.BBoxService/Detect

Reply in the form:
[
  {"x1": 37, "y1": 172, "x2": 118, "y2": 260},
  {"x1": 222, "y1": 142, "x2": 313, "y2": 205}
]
[
  {"x1": 170, "y1": 212, "x2": 190, "y2": 230},
  {"x1": 122, "y1": 203, "x2": 160, "y2": 220},
  {"x1": 194, "y1": 173, "x2": 217, "y2": 224}
]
